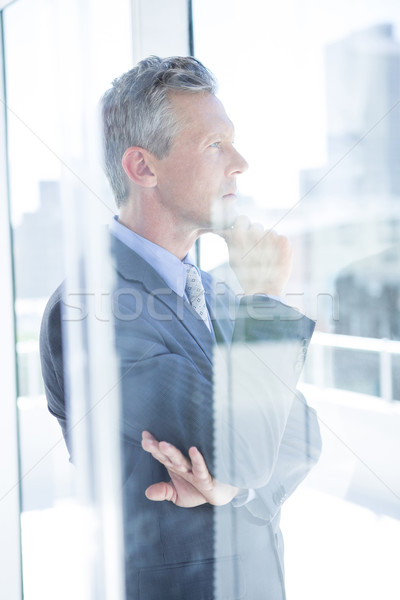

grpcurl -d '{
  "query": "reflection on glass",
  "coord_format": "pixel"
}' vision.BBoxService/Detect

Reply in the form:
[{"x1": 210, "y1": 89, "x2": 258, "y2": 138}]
[
  {"x1": 4, "y1": 2, "x2": 72, "y2": 598},
  {"x1": 4, "y1": 0, "x2": 131, "y2": 597},
  {"x1": 10, "y1": 0, "x2": 399, "y2": 597}
]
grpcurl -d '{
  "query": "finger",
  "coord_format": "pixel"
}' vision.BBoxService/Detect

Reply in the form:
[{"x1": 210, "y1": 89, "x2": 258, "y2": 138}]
[
  {"x1": 233, "y1": 214, "x2": 251, "y2": 230},
  {"x1": 232, "y1": 216, "x2": 252, "y2": 244},
  {"x1": 248, "y1": 223, "x2": 265, "y2": 245},
  {"x1": 142, "y1": 432, "x2": 167, "y2": 462},
  {"x1": 142, "y1": 438, "x2": 191, "y2": 474},
  {"x1": 142, "y1": 430, "x2": 157, "y2": 442},
  {"x1": 158, "y1": 442, "x2": 191, "y2": 473},
  {"x1": 141, "y1": 437, "x2": 174, "y2": 466},
  {"x1": 218, "y1": 214, "x2": 250, "y2": 243},
  {"x1": 262, "y1": 230, "x2": 290, "y2": 252},
  {"x1": 188, "y1": 447, "x2": 213, "y2": 483},
  {"x1": 145, "y1": 481, "x2": 176, "y2": 503},
  {"x1": 230, "y1": 215, "x2": 252, "y2": 245}
]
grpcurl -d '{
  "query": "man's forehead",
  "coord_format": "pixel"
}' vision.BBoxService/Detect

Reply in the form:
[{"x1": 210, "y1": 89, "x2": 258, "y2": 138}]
[{"x1": 168, "y1": 91, "x2": 234, "y2": 134}]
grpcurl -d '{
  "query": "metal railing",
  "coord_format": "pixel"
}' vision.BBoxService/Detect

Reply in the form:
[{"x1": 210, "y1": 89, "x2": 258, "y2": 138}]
[
  {"x1": 17, "y1": 332, "x2": 400, "y2": 403},
  {"x1": 308, "y1": 331, "x2": 400, "y2": 402}
]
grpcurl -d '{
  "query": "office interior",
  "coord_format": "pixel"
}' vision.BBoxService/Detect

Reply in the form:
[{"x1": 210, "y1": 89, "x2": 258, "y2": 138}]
[{"x1": 1, "y1": 0, "x2": 399, "y2": 598}]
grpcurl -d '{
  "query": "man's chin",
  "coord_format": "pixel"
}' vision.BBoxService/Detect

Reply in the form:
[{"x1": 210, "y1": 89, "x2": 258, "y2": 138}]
[{"x1": 210, "y1": 201, "x2": 238, "y2": 232}]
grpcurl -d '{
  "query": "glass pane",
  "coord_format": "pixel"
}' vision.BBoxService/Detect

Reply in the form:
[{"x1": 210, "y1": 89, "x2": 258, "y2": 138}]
[
  {"x1": 8, "y1": 0, "x2": 399, "y2": 598},
  {"x1": 4, "y1": 0, "x2": 132, "y2": 597},
  {"x1": 193, "y1": 1, "x2": 400, "y2": 599},
  {"x1": 4, "y1": 3, "x2": 71, "y2": 596}
]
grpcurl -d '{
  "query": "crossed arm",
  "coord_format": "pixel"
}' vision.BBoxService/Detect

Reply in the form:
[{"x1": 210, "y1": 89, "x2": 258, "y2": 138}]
[
  {"x1": 141, "y1": 388, "x2": 322, "y2": 514},
  {"x1": 134, "y1": 220, "x2": 318, "y2": 509}
]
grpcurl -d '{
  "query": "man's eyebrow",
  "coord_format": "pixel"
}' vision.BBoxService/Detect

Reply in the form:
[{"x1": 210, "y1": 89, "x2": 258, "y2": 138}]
[{"x1": 203, "y1": 125, "x2": 235, "y2": 142}]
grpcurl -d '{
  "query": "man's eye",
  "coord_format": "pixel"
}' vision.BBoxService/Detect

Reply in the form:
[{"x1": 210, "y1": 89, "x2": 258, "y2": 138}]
[{"x1": 210, "y1": 141, "x2": 221, "y2": 148}]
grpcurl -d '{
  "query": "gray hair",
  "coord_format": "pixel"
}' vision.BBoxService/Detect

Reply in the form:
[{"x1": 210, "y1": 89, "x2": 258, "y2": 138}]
[{"x1": 101, "y1": 56, "x2": 218, "y2": 207}]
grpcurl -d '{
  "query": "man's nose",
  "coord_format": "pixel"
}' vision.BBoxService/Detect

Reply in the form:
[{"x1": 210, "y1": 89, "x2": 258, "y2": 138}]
[{"x1": 228, "y1": 147, "x2": 249, "y2": 175}]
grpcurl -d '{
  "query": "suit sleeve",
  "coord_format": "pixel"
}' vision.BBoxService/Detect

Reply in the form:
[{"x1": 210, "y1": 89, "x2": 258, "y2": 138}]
[
  {"x1": 116, "y1": 316, "x2": 215, "y2": 470},
  {"x1": 240, "y1": 391, "x2": 322, "y2": 523},
  {"x1": 211, "y1": 295, "x2": 317, "y2": 489},
  {"x1": 39, "y1": 286, "x2": 73, "y2": 458}
]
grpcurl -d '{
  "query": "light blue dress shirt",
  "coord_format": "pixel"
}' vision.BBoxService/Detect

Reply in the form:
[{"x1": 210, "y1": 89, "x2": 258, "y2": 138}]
[{"x1": 109, "y1": 216, "x2": 213, "y2": 332}]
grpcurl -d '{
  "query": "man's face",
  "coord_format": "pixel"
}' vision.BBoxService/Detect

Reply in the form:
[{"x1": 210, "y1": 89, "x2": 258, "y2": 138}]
[{"x1": 152, "y1": 92, "x2": 248, "y2": 232}]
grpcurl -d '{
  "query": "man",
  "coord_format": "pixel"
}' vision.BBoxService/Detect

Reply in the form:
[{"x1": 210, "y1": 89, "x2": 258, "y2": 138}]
[{"x1": 40, "y1": 56, "x2": 321, "y2": 599}]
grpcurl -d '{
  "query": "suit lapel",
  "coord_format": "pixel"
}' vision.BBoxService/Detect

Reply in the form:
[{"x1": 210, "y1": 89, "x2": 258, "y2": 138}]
[{"x1": 111, "y1": 236, "x2": 214, "y2": 365}]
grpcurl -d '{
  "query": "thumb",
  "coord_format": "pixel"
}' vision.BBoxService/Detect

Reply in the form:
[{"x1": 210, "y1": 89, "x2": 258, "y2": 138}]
[{"x1": 145, "y1": 481, "x2": 177, "y2": 503}]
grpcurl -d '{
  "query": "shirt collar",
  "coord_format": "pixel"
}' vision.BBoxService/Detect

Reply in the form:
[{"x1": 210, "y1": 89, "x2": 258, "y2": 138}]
[{"x1": 109, "y1": 216, "x2": 197, "y2": 297}]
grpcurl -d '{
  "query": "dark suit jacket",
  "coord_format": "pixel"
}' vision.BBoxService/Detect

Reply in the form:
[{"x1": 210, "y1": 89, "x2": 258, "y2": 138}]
[{"x1": 40, "y1": 235, "x2": 321, "y2": 600}]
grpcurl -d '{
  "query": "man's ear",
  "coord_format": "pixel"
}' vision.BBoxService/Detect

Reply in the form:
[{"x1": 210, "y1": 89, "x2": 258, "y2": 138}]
[{"x1": 122, "y1": 147, "x2": 157, "y2": 188}]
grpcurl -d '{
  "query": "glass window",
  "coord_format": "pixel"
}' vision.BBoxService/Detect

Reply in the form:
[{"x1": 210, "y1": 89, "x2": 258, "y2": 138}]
[
  {"x1": 3, "y1": 0, "x2": 133, "y2": 597},
  {"x1": 5, "y1": 1, "x2": 399, "y2": 598},
  {"x1": 193, "y1": 1, "x2": 400, "y2": 598}
]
